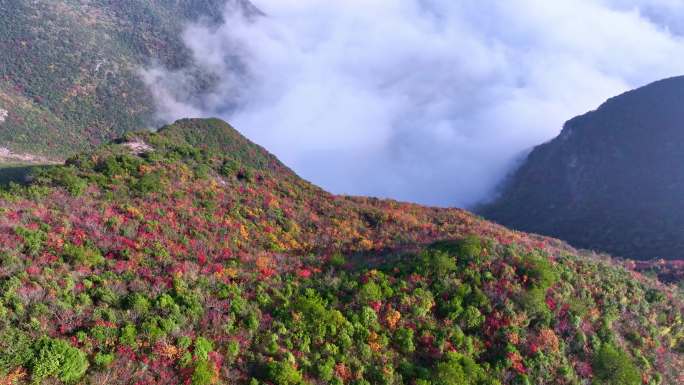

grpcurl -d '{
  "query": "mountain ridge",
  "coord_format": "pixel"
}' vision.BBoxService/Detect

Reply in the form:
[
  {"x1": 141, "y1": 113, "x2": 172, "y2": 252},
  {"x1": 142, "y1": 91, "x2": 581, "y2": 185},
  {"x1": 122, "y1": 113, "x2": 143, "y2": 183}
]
[{"x1": 480, "y1": 75, "x2": 684, "y2": 260}]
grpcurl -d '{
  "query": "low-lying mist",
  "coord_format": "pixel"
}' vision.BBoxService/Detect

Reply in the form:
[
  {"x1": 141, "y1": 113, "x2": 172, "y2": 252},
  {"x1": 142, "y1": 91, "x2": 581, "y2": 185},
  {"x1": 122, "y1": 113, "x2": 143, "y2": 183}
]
[{"x1": 142, "y1": 0, "x2": 684, "y2": 208}]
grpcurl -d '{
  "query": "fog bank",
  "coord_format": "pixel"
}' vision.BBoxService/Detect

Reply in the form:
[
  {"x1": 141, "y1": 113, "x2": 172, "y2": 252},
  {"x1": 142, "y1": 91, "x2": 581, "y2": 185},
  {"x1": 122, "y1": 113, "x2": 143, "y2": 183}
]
[{"x1": 143, "y1": 0, "x2": 684, "y2": 207}]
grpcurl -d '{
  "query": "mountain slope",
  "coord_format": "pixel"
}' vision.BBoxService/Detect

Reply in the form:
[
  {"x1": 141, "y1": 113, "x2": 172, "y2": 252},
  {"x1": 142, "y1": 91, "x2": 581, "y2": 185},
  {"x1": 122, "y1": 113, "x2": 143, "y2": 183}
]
[
  {"x1": 0, "y1": 0, "x2": 255, "y2": 158},
  {"x1": 480, "y1": 76, "x2": 684, "y2": 260},
  {"x1": 0, "y1": 118, "x2": 681, "y2": 384}
]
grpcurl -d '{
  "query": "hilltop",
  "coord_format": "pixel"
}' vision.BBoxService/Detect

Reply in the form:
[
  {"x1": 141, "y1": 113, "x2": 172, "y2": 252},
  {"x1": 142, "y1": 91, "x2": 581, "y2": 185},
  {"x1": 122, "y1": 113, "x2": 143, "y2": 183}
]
[
  {"x1": 480, "y1": 76, "x2": 684, "y2": 261},
  {"x1": 0, "y1": 0, "x2": 255, "y2": 159},
  {"x1": 0, "y1": 118, "x2": 681, "y2": 384}
]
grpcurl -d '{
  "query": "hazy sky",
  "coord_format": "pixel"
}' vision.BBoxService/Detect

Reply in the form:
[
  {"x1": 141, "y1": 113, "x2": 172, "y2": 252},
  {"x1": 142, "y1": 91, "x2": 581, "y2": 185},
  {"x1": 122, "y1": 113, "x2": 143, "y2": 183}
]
[{"x1": 143, "y1": 0, "x2": 684, "y2": 208}]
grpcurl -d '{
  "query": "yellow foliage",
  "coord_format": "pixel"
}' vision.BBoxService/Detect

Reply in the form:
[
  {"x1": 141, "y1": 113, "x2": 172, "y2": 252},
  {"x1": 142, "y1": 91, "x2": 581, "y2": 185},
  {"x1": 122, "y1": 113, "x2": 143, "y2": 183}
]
[
  {"x1": 217, "y1": 267, "x2": 239, "y2": 279},
  {"x1": 208, "y1": 178, "x2": 220, "y2": 191},
  {"x1": 138, "y1": 164, "x2": 153, "y2": 175},
  {"x1": 538, "y1": 328, "x2": 560, "y2": 353},
  {"x1": 385, "y1": 307, "x2": 401, "y2": 330},
  {"x1": 125, "y1": 205, "x2": 143, "y2": 219},
  {"x1": 507, "y1": 331, "x2": 520, "y2": 345},
  {"x1": 587, "y1": 307, "x2": 601, "y2": 321},
  {"x1": 368, "y1": 331, "x2": 382, "y2": 352},
  {"x1": 240, "y1": 225, "x2": 249, "y2": 240},
  {"x1": 359, "y1": 239, "x2": 374, "y2": 250},
  {"x1": 158, "y1": 343, "x2": 180, "y2": 359},
  {"x1": 256, "y1": 255, "x2": 272, "y2": 270}
]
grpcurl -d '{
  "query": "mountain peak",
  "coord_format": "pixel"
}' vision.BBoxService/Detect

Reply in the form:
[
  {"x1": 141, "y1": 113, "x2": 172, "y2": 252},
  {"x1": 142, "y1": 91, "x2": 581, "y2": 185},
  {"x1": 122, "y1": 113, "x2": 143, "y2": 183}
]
[
  {"x1": 480, "y1": 75, "x2": 684, "y2": 260},
  {"x1": 126, "y1": 118, "x2": 286, "y2": 172}
]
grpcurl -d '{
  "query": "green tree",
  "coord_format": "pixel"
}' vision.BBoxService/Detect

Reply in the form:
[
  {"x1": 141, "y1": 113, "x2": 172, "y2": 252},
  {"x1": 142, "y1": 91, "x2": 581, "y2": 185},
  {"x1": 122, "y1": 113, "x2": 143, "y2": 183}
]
[
  {"x1": 192, "y1": 359, "x2": 216, "y2": 385},
  {"x1": 432, "y1": 352, "x2": 494, "y2": 385},
  {"x1": 0, "y1": 328, "x2": 34, "y2": 375},
  {"x1": 30, "y1": 337, "x2": 89, "y2": 384},
  {"x1": 592, "y1": 344, "x2": 640, "y2": 385},
  {"x1": 395, "y1": 327, "x2": 415, "y2": 354},
  {"x1": 265, "y1": 361, "x2": 304, "y2": 385}
]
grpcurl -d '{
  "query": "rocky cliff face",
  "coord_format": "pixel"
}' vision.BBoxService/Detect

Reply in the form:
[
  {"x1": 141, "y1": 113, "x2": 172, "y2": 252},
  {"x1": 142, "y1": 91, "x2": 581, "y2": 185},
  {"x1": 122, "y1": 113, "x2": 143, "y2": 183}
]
[{"x1": 480, "y1": 76, "x2": 684, "y2": 260}]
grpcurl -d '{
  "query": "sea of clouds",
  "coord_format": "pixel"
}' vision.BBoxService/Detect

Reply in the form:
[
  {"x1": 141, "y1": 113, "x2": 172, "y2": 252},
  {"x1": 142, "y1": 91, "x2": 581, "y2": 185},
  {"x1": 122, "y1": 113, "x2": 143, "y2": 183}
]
[{"x1": 142, "y1": 0, "x2": 684, "y2": 207}]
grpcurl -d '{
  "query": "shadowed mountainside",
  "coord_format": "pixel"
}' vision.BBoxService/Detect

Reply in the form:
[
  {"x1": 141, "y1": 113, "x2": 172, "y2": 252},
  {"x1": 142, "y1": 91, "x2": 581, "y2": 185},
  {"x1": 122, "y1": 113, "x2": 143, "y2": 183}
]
[{"x1": 480, "y1": 76, "x2": 684, "y2": 261}]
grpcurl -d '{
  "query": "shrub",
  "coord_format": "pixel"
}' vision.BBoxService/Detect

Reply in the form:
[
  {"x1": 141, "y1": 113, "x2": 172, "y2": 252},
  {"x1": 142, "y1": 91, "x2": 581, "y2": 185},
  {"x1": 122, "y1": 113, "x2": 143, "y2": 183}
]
[
  {"x1": 192, "y1": 360, "x2": 216, "y2": 385},
  {"x1": 237, "y1": 168, "x2": 253, "y2": 182},
  {"x1": 194, "y1": 337, "x2": 214, "y2": 361},
  {"x1": 96, "y1": 154, "x2": 142, "y2": 177},
  {"x1": 359, "y1": 281, "x2": 383, "y2": 304},
  {"x1": 645, "y1": 289, "x2": 665, "y2": 304},
  {"x1": 141, "y1": 317, "x2": 167, "y2": 341},
  {"x1": 15, "y1": 227, "x2": 45, "y2": 256},
  {"x1": 193, "y1": 164, "x2": 212, "y2": 179},
  {"x1": 156, "y1": 293, "x2": 180, "y2": 314},
  {"x1": 227, "y1": 340, "x2": 240, "y2": 361},
  {"x1": 135, "y1": 171, "x2": 164, "y2": 195},
  {"x1": 119, "y1": 324, "x2": 137, "y2": 347},
  {"x1": 460, "y1": 306, "x2": 484, "y2": 330},
  {"x1": 458, "y1": 236, "x2": 483, "y2": 263},
  {"x1": 126, "y1": 293, "x2": 150, "y2": 315},
  {"x1": 440, "y1": 295, "x2": 464, "y2": 321},
  {"x1": 411, "y1": 288, "x2": 435, "y2": 317},
  {"x1": 220, "y1": 160, "x2": 240, "y2": 177},
  {"x1": 94, "y1": 352, "x2": 114, "y2": 367},
  {"x1": 63, "y1": 244, "x2": 104, "y2": 267},
  {"x1": 329, "y1": 253, "x2": 346, "y2": 267},
  {"x1": 592, "y1": 344, "x2": 640, "y2": 385},
  {"x1": 520, "y1": 284, "x2": 552, "y2": 325},
  {"x1": 92, "y1": 287, "x2": 119, "y2": 306},
  {"x1": 317, "y1": 358, "x2": 335, "y2": 382},
  {"x1": 90, "y1": 324, "x2": 118, "y2": 345},
  {"x1": 0, "y1": 328, "x2": 34, "y2": 374},
  {"x1": 360, "y1": 306, "x2": 379, "y2": 328},
  {"x1": 47, "y1": 166, "x2": 88, "y2": 196},
  {"x1": 521, "y1": 253, "x2": 558, "y2": 290},
  {"x1": 395, "y1": 327, "x2": 415, "y2": 354},
  {"x1": 178, "y1": 336, "x2": 193, "y2": 350},
  {"x1": 432, "y1": 352, "x2": 491, "y2": 385},
  {"x1": 429, "y1": 250, "x2": 457, "y2": 276},
  {"x1": 265, "y1": 361, "x2": 304, "y2": 385},
  {"x1": 30, "y1": 337, "x2": 89, "y2": 384}
]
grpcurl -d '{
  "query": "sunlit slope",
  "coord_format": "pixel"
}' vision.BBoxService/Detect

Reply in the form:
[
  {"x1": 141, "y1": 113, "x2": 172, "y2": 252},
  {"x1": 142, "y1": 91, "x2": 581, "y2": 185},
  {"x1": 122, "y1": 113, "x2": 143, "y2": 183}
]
[{"x1": 0, "y1": 118, "x2": 681, "y2": 384}]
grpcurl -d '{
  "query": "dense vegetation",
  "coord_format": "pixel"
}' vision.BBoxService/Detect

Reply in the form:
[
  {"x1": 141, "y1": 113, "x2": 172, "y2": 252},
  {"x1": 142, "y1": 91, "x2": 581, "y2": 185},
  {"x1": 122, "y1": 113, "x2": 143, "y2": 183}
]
[
  {"x1": 480, "y1": 76, "x2": 684, "y2": 263},
  {"x1": 0, "y1": 0, "x2": 255, "y2": 157},
  {"x1": 0, "y1": 118, "x2": 681, "y2": 384}
]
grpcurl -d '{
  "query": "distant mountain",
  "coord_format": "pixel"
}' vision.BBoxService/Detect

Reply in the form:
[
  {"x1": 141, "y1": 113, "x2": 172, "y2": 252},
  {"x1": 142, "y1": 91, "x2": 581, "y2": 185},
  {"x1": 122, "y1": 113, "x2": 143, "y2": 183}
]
[
  {"x1": 0, "y1": 0, "x2": 255, "y2": 158},
  {"x1": 480, "y1": 76, "x2": 684, "y2": 260},
  {"x1": 0, "y1": 118, "x2": 681, "y2": 384}
]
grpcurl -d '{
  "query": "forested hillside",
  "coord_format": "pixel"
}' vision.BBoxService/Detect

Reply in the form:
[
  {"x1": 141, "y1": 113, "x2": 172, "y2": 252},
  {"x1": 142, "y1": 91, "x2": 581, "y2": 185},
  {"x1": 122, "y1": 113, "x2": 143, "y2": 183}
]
[
  {"x1": 0, "y1": 0, "x2": 254, "y2": 158},
  {"x1": 0, "y1": 118, "x2": 681, "y2": 384}
]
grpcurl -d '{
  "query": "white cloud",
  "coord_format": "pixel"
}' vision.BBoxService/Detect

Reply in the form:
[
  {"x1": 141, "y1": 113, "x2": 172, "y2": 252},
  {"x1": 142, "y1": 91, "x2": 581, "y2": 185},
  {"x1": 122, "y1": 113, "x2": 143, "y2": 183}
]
[{"x1": 142, "y1": 0, "x2": 684, "y2": 207}]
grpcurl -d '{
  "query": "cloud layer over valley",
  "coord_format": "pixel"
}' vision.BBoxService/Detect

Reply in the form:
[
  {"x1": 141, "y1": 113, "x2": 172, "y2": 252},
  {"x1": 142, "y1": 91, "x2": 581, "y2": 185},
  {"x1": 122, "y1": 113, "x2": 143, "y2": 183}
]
[{"x1": 142, "y1": 0, "x2": 684, "y2": 207}]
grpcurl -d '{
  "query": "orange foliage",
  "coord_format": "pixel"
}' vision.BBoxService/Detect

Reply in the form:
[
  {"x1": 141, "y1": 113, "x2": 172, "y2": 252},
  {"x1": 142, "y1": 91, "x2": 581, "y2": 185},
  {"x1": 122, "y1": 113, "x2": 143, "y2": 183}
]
[
  {"x1": 538, "y1": 328, "x2": 560, "y2": 353},
  {"x1": 368, "y1": 331, "x2": 382, "y2": 352},
  {"x1": 157, "y1": 343, "x2": 181, "y2": 360},
  {"x1": 0, "y1": 368, "x2": 26, "y2": 385},
  {"x1": 335, "y1": 363, "x2": 352, "y2": 382},
  {"x1": 385, "y1": 307, "x2": 401, "y2": 330}
]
